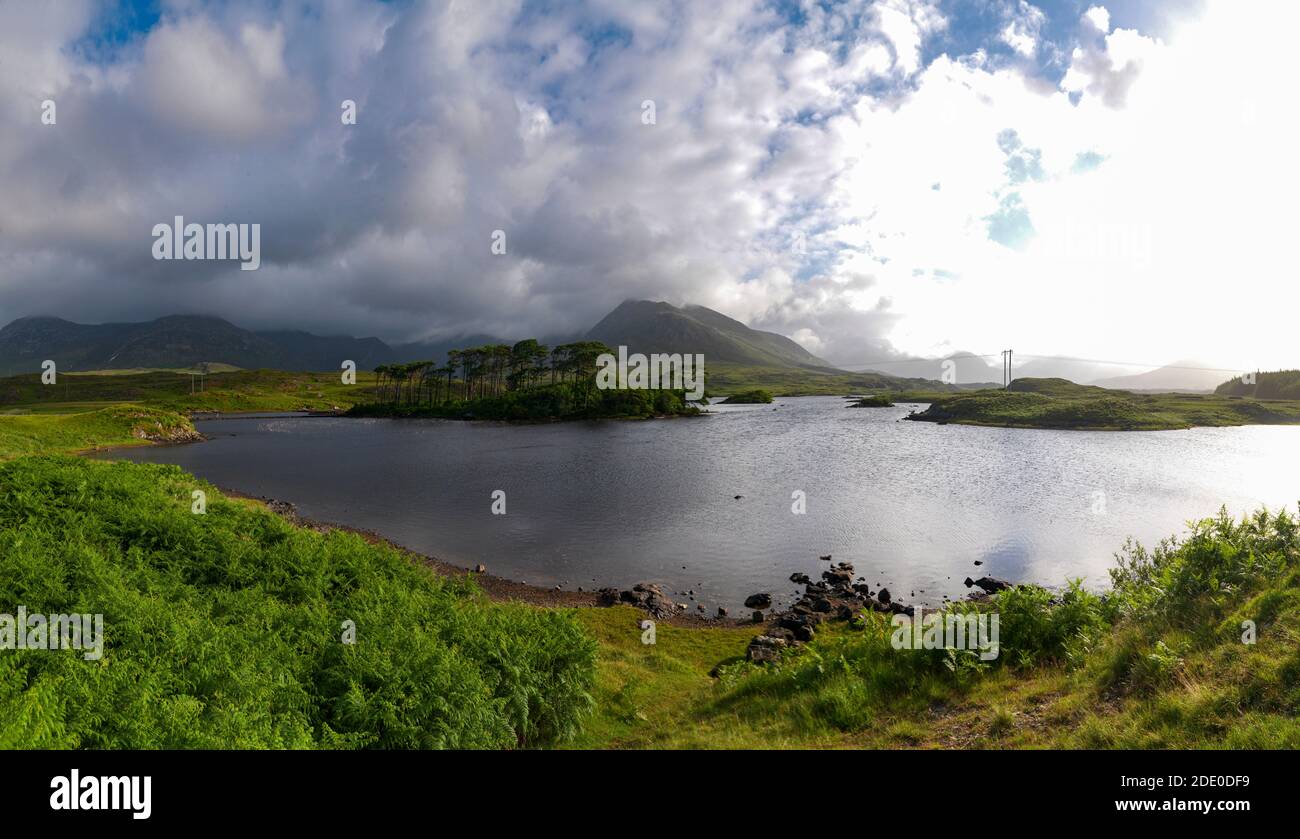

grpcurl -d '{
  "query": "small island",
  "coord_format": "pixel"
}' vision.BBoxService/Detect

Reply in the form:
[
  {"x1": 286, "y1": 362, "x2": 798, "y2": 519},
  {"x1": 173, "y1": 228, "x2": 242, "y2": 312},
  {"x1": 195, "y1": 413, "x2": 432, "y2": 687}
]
[
  {"x1": 848, "y1": 393, "x2": 896, "y2": 407},
  {"x1": 906, "y1": 376, "x2": 1300, "y2": 431},
  {"x1": 717, "y1": 389, "x2": 774, "y2": 404},
  {"x1": 346, "y1": 339, "x2": 703, "y2": 422}
]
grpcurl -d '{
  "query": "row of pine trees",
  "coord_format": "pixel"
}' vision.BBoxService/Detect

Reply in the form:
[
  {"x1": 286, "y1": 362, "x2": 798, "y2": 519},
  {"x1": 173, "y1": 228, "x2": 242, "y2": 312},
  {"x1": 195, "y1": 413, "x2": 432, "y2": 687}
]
[{"x1": 373, "y1": 339, "x2": 614, "y2": 406}]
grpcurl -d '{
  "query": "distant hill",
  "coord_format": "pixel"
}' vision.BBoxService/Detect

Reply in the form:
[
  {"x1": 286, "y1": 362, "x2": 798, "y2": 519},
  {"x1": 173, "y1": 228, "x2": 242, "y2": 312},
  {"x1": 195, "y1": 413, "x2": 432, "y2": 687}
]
[
  {"x1": 585, "y1": 300, "x2": 833, "y2": 369},
  {"x1": 0, "y1": 315, "x2": 395, "y2": 376},
  {"x1": 0, "y1": 303, "x2": 952, "y2": 394},
  {"x1": 1090, "y1": 361, "x2": 1234, "y2": 393}
]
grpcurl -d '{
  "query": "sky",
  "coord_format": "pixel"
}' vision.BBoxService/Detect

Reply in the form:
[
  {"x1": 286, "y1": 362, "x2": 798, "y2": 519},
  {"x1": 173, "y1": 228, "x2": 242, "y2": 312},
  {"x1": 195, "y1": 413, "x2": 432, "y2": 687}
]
[{"x1": 0, "y1": 0, "x2": 1295, "y2": 372}]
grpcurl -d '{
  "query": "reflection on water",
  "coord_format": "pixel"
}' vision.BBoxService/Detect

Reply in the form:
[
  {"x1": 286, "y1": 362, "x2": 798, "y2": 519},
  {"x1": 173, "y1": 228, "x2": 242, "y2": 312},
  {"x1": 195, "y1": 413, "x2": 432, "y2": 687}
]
[{"x1": 110, "y1": 397, "x2": 1300, "y2": 613}]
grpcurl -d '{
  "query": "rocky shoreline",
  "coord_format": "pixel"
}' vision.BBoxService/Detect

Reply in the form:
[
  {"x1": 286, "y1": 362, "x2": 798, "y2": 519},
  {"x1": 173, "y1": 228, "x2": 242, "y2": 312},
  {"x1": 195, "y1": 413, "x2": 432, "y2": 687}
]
[{"x1": 95, "y1": 433, "x2": 1022, "y2": 636}]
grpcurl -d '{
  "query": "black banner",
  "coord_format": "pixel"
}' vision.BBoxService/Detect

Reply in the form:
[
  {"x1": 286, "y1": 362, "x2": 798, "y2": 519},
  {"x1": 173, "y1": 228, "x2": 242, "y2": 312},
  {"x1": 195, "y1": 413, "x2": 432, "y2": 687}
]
[{"x1": 3, "y1": 749, "x2": 1282, "y2": 825}]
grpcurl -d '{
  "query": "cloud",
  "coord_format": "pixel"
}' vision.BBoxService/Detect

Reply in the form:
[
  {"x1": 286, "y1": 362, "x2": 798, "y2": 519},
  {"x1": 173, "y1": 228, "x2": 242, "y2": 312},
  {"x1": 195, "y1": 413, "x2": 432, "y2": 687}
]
[
  {"x1": 0, "y1": 0, "x2": 1294, "y2": 375},
  {"x1": 1000, "y1": 1, "x2": 1046, "y2": 57}
]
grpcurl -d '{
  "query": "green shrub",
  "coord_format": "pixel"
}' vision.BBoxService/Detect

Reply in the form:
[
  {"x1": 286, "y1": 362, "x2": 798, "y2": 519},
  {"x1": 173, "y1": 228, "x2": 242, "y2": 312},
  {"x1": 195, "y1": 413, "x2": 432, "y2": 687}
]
[{"x1": 0, "y1": 456, "x2": 597, "y2": 749}]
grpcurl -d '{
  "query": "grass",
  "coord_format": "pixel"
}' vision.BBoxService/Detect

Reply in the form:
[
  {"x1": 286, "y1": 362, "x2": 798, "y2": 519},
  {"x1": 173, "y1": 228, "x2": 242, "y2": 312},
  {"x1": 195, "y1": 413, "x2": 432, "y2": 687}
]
[
  {"x1": 0, "y1": 406, "x2": 199, "y2": 461},
  {"x1": 3, "y1": 439, "x2": 1296, "y2": 747},
  {"x1": 717, "y1": 388, "x2": 774, "y2": 404},
  {"x1": 849, "y1": 393, "x2": 896, "y2": 407},
  {"x1": 565, "y1": 505, "x2": 1300, "y2": 749},
  {"x1": 0, "y1": 456, "x2": 596, "y2": 749},
  {"x1": 0, "y1": 369, "x2": 379, "y2": 415},
  {"x1": 3, "y1": 371, "x2": 1298, "y2": 749},
  {"x1": 909, "y1": 377, "x2": 1300, "y2": 430}
]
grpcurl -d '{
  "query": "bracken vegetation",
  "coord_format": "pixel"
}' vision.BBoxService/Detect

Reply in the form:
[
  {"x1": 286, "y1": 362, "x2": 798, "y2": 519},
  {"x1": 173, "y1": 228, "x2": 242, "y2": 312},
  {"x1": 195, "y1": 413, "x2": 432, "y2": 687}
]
[
  {"x1": 600, "y1": 504, "x2": 1300, "y2": 748},
  {"x1": 0, "y1": 457, "x2": 596, "y2": 749}
]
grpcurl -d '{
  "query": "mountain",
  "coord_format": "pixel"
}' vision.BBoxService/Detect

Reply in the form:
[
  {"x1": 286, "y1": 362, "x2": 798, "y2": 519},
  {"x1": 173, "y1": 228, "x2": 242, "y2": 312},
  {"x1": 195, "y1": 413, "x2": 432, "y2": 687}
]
[
  {"x1": 0, "y1": 303, "x2": 935, "y2": 393},
  {"x1": 1089, "y1": 361, "x2": 1236, "y2": 393},
  {"x1": 585, "y1": 300, "x2": 833, "y2": 368},
  {"x1": 0, "y1": 315, "x2": 397, "y2": 376}
]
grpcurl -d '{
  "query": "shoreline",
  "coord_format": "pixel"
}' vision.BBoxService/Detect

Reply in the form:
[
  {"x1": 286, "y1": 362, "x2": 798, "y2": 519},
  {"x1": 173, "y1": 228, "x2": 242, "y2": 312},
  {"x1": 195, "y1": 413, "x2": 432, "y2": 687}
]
[
  {"x1": 218, "y1": 485, "x2": 745, "y2": 627},
  {"x1": 84, "y1": 428, "x2": 741, "y2": 628}
]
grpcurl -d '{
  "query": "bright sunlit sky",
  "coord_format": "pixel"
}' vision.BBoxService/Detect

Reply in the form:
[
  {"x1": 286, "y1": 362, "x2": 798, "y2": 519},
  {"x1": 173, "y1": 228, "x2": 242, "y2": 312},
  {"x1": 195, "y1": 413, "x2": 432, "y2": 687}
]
[{"x1": 0, "y1": 0, "x2": 1296, "y2": 370}]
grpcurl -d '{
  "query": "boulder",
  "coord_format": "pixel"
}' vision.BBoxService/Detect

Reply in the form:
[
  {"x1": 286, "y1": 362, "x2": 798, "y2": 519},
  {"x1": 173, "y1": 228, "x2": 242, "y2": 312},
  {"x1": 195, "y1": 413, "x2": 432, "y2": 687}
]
[
  {"x1": 966, "y1": 576, "x2": 1013, "y2": 594},
  {"x1": 617, "y1": 582, "x2": 679, "y2": 619},
  {"x1": 744, "y1": 593, "x2": 773, "y2": 609}
]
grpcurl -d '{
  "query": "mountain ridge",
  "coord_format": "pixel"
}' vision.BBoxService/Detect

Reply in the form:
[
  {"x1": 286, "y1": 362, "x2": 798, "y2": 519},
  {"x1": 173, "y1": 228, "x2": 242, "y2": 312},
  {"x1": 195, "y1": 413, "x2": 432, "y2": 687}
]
[
  {"x1": 0, "y1": 302, "x2": 841, "y2": 377},
  {"x1": 585, "y1": 300, "x2": 834, "y2": 369}
]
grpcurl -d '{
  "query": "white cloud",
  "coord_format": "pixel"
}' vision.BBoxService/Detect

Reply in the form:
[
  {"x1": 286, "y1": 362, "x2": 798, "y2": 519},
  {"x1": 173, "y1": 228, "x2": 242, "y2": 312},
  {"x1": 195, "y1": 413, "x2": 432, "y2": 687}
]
[
  {"x1": 1000, "y1": 2, "x2": 1046, "y2": 58},
  {"x1": 1084, "y1": 6, "x2": 1112, "y2": 33},
  {"x1": 0, "y1": 0, "x2": 1293, "y2": 377}
]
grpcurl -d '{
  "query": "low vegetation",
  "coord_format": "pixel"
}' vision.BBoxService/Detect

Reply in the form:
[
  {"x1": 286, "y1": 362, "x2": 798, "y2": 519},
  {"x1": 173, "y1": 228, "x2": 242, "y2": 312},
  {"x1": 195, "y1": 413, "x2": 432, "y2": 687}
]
[
  {"x1": 0, "y1": 457, "x2": 596, "y2": 748},
  {"x1": 0, "y1": 369, "x2": 377, "y2": 415},
  {"x1": 0, "y1": 406, "x2": 198, "y2": 461},
  {"x1": 908, "y1": 377, "x2": 1300, "y2": 430},
  {"x1": 572, "y1": 505, "x2": 1300, "y2": 748},
  {"x1": 849, "y1": 393, "x2": 896, "y2": 407},
  {"x1": 718, "y1": 389, "x2": 774, "y2": 404}
]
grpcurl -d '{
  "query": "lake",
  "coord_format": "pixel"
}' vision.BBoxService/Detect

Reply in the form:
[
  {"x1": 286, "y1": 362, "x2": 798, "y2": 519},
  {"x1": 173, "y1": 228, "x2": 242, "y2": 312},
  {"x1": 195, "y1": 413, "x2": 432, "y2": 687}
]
[{"x1": 109, "y1": 397, "x2": 1300, "y2": 614}]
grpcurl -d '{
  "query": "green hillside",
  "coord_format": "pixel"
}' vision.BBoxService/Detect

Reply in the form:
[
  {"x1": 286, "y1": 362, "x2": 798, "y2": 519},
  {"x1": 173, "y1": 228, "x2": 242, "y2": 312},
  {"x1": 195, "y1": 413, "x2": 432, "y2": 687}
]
[{"x1": 909, "y1": 377, "x2": 1300, "y2": 430}]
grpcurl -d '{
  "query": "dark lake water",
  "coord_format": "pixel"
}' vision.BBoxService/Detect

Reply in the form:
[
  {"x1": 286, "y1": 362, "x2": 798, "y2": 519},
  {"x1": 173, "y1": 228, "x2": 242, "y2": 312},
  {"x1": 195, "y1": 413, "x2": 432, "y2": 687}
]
[{"x1": 109, "y1": 397, "x2": 1300, "y2": 613}]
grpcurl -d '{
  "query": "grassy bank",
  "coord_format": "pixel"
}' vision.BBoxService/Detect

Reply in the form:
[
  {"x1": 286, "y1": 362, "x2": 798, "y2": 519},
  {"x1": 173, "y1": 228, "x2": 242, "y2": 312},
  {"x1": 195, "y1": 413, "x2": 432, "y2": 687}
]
[
  {"x1": 908, "y1": 377, "x2": 1300, "y2": 430},
  {"x1": 717, "y1": 388, "x2": 774, "y2": 404},
  {"x1": 1, "y1": 447, "x2": 1295, "y2": 748},
  {"x1": 570, "y1": 506, "x2": 1300, "y2": 749},
  {"x1": 0, "y1": 456, "x2": 596, "y2": 748},
  {"x1": 0, "y1": 369, "x2": 378, "y2": 415},
  {"x1": 0, "y1": 406, "x2": 199, "y2": 461}
]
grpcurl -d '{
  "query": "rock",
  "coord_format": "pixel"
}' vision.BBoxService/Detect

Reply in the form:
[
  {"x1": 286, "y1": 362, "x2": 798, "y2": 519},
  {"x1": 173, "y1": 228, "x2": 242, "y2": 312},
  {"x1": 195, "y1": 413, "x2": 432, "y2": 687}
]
[
  {"x1": 794, "y1": 624, "x2": 816, "y2": 643},
  {"x1": 877, "y1": 587, "x2": 891, "y2": 605},
  {"x1": 617, "y1": 582, "x2": 679, "y2": 619},
  {"x1": 717, "y1": 607, "x2": 728, "y2": 618},
  {"x1": 967, "y1": 576, "x2": 1013, "y2": 594},
  {"x1": 746, "y1": 636, "x2": 785, "y2": 663},
  {"x1": 734, "y1": 495, "x2": 743, "y2": 500},
  {"x1": 819, "y1": 554, "x2": 832, "y2": 561},
  {"x1": 789, "y1": 572, "x2": 812, "y2": 585},
  {"x1": 473, "y1": 564, "x2": 487, "y2": 573},
  {"x1": 744, "y1": 593, "x2": 773, "y2": 609},
  {"x1": 835, "y1": 604, "x2": 856, "y2": 621},
  {"x1": 822, "y1": 567, "x2": 853, "y2": 586},
  {"x1": 974, "y1": 560, "x2": 983, "y2": 566},
  {"x1": 812, "y1": 597, "x2": 833, "y2": 613},
  {"x1": 766, "y1": 627, "x2": 796, "y2": 643},
  {"x1": 752, "y1": 610, "x2": 765, "y2": 623}
]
